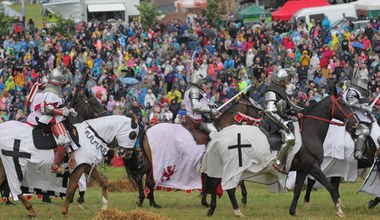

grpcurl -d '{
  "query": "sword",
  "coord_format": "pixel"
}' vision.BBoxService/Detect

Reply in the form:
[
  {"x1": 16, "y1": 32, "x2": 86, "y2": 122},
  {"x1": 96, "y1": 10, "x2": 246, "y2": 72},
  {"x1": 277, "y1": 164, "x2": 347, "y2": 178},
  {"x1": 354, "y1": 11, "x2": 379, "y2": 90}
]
[
  {"x1": 370, "y1": 93, "x2": 380, "y2": 108},
  {"x1": 217, "y1": 84, "x2": 252, "y2": 112}
]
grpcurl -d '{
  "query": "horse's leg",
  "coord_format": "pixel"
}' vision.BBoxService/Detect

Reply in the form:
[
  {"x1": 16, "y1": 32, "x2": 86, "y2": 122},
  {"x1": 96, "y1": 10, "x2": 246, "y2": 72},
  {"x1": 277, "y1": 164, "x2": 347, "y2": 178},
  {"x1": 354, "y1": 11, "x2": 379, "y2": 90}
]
[
  {"x1": 240, "y1": 181, "x2": 248, "y2": 207},
  {"x1": 18, "y1": 194, "x2": 37, "y2": 218},
  {"x1": 309, "y1": 166, "x2": 344, "y2": 217},
  {"x1": 136, "y1": 172, "x2": 145, "y2": 207},
  {"x1": 61, "y1": 164, "x2": 87, "y2": 217},
  {"x1": 304, "y1": 177, "x2": 316, "y2": 207},
  {"x1": 207, "y1": 177, "x2": 219, "y2": 216},
  {"x1": 331, "y1": 177, "x2": 343, "y2": 207},
  {"x1": 90, "y1": 168, "x2": 108, "y2": 210},
  {"x1": 368, "y1": 197, "x2": 380, "y2": 209},
  {"x1": 201, "y1": 173, "x2": 209, "y2": 208},
  {"x1": 289, "y1": 170, "x2": 308, "y2": 216},
  {"x1": 227, "y1": 187, "x2": 245, "y2": 217},
  {"x1": 0, "y1": 159, "x2": 11, "y2": 205},
  {"x1": 146, "y1": 171, "x2": 160, "y2": 208}
]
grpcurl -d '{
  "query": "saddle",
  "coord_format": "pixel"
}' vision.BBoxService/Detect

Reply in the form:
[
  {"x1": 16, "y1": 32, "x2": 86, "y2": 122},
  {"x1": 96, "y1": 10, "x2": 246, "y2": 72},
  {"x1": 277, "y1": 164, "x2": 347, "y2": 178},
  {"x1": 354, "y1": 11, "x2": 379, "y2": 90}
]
[
  {"x1": 182, "y1": 115, "x2": 210, "y2": 145},
  {"x1": 32, "y1": 118, "x2": 80, "y2": 150},
  {"x1": 259, "y1": 118, "x2": 283, "y2": 152}
]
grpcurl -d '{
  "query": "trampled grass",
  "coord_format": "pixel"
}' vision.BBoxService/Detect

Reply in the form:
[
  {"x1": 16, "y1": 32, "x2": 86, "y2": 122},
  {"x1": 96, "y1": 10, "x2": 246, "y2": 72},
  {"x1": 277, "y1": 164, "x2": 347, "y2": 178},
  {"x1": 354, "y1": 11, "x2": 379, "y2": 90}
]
[
  {"x1": 1, "y1": 167, "x2": 380, "y2": 219},
  {"x1": 9, "y1": 3, "x2": 43, "y2": 28}
]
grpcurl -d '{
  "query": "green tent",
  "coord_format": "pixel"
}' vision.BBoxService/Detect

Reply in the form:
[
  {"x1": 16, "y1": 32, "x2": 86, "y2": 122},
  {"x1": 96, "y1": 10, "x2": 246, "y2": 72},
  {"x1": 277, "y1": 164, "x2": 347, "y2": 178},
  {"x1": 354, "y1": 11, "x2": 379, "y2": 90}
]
[{"x1": 237, "y1": 4, "x2": 271, "y2": 21}]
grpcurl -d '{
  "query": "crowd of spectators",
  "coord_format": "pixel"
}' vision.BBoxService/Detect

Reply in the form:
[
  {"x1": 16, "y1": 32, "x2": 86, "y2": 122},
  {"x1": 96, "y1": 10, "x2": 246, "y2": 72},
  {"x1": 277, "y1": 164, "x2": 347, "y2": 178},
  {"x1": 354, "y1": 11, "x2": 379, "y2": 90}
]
[{"x1": 1, "y1": 13, "x2": 380, "y2": 127}]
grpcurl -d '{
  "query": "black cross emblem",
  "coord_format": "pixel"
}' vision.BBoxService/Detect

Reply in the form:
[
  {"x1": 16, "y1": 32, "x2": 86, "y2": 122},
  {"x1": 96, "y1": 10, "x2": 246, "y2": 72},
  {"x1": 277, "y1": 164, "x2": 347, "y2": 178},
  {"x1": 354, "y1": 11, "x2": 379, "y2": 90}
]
[
  {"x1": 228, "y1": 133, "x2": 251, "y2": 167},
  {"x1": 1, "y1": 139, "x2": 31, "y2": 182}
]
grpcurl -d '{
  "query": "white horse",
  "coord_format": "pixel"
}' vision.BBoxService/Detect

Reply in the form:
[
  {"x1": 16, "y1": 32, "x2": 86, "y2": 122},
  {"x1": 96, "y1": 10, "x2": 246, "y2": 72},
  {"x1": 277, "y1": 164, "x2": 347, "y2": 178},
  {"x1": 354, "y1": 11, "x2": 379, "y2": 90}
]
[{"x1": 0, "y1": 115, "x2": 139, "y2": 218}]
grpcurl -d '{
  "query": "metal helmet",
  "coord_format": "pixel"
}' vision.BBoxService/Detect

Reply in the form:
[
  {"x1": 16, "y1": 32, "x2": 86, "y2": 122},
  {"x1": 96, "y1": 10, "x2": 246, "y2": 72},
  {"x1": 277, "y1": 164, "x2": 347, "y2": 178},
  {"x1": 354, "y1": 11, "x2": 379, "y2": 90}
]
[
  {"x1": 49, "y1": 68, "x2": 63, "y2": 85},
  {"x1": 354, "y1": 72, "x2": 369, "y2": 90},
  {"x1": 190, "y1": 66, "x2": 207, "y2": 86},
  {"x1": 273, "y1": 68, "x2": 289, "y2": 86}
]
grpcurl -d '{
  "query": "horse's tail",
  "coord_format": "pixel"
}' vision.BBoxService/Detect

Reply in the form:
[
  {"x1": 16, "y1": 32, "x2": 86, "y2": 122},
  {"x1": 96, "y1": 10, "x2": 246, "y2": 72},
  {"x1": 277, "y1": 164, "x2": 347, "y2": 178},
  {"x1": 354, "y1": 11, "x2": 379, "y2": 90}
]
[{"x1": 123, "y1": 128, "x2": 147, "y2": 188}]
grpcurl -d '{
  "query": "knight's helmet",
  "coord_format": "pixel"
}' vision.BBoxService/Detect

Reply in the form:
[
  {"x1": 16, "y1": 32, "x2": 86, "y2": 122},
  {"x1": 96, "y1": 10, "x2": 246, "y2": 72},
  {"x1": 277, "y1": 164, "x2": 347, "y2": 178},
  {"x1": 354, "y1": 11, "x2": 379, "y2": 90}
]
[
  {"x1": 353, "y1": 70, "x2": 369, "y2": 91},
  {"x1": 272, "y1": 68, "x2": 289, "y2": 87},
  {"x1": 49, "y1": 68, "x2": 64, "y2": 86},
  {"x1": 190, "y1": 65, "x2": 208, "y2": 86}
]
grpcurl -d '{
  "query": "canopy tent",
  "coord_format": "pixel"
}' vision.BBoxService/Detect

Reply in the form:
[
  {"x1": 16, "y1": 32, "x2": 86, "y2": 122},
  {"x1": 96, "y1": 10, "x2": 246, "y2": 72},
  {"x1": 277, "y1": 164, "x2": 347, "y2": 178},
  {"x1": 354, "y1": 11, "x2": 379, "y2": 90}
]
[
  {"x1": 42, "y1": 0, "x2": 82, "y2": 22},
  {"x1": 237, "y1": 4, "x2": 271, "y2": 22},
  {"x1": 272, "y1": 0, "x2": 329, "y2": 21},
  {"x1": 174, "y1": 0, "x2": 207, "y2": 9},
  {"x1": 353, "y1": 0, "x2": 380, "y2": 18},
  {"x1": 2, "y1": 4, "x2": 22, "y2": 18}
]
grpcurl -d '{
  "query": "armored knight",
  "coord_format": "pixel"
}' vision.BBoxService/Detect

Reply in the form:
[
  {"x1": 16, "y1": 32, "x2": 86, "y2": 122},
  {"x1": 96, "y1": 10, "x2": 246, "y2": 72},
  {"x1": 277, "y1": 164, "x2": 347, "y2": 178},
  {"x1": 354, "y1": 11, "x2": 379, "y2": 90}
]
[
  {"x1": 262, "y1": 68, "x2": 303, "y2": 173},
  {"x1": 183, "y1": 66, "x2": 218, "y2": 135},
  {"x1": 343, "y1": 69, "x2": 375, "y2": 160},
  {"x1": 32, "y1": 67, "x2": 77, "y2": 174}
]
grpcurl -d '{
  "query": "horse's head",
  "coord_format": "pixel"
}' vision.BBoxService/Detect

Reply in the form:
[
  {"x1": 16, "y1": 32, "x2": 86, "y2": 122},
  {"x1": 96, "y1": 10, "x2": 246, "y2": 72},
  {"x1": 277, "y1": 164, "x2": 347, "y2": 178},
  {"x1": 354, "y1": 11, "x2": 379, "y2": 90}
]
[
  {"x1": 215, "y1": 94, "x2": 263, "y2": 129},
  {"x1": 330, "y1": 95, "x2": 359, "y2": 130},
  {"x1": 70, "y1": 92, "x2": 107, "y2": 122}
]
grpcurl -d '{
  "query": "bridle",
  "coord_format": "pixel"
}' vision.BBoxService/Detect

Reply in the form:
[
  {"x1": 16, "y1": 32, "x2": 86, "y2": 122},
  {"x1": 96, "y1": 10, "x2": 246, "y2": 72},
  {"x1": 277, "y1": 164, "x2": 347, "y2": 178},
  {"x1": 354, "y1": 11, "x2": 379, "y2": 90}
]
[
  {"x1": 301, "y1": 95, "x2": 355, "y2": 127},
  {"x1": 84, "y1": 96, "x2": 107, "y2": 118}
]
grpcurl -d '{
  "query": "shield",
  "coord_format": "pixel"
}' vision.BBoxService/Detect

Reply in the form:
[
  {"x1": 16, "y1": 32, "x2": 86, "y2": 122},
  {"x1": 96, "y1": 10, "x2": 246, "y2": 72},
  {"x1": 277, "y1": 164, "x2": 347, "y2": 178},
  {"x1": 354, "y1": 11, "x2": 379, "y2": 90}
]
[
  {"x1": 167, "y1": 25, "x2": 178, "y2": 33},
  {"x1": 121, "y1": 77, "x2": 139, "y2": 85},
  {"x1": 202, "y1": 28, "x2": 217, "y2": 39},
  {"x1": 352, "y1": 42, "x2": 365, "y2": 49}
]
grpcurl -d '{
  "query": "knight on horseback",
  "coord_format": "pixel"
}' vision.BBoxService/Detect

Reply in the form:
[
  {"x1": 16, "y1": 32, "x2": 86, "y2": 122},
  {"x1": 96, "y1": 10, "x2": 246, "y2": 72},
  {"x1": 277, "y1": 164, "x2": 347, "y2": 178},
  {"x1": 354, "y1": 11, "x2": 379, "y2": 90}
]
[
  {"x1": 27, "y1": 66, "x2": 77, "y2": 174},
  {"x1": 183, "y1": 65, "x2": 218, "y2": 135},
  {"x1": 343, "y1": 65, "x2": 377, "y2": 160},
  {"x1": 262, "y1": 68, "x2": 303, "y2": 173}
]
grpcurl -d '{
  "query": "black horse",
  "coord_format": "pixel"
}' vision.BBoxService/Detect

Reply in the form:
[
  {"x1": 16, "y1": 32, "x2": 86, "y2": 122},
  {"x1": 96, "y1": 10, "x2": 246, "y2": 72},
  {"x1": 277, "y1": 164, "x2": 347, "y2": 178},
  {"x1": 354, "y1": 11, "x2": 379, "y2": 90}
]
[
  {"x1": 123, "y1": 96, "x2": 262, "y2": 209},
  {"x1": 303, "y1": 120, "x2": 379, "y2": 209},
  {"x1": 202, "y1": 95, "x2": 359, "y2": 217}
]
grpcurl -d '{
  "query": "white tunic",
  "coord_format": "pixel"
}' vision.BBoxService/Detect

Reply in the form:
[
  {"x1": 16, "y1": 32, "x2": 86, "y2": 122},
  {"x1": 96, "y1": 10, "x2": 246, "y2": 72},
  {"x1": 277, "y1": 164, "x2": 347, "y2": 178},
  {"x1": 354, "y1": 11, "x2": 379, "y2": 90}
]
[{"x1": 38, "y1": 92, "x2": 65, "y2": 124}]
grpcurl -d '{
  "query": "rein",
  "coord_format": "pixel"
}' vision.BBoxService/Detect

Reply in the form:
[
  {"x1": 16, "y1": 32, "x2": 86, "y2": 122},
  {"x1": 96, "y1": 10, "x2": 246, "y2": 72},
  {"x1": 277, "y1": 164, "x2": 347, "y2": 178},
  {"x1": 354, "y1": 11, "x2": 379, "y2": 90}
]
[{"x1": 300, "y1": 96, "x2": 354, "y2": 130}]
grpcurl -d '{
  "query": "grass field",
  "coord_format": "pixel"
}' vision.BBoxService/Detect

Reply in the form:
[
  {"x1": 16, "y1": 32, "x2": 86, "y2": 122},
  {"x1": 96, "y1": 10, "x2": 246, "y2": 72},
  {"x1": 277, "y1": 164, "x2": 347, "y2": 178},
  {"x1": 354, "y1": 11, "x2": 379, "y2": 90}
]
[
  {"x1": 1, "y1": 166, "x2": 380, "y2": 220},
  {"x1": 9, "y1": 3, "x2": 43, "y2": 28}
]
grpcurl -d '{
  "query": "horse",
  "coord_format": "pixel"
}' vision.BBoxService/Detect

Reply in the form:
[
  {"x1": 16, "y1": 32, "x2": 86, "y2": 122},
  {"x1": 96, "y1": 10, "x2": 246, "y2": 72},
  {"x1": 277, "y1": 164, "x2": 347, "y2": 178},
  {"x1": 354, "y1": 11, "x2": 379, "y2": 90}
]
[
  {"x1": 123, "y1": 96, "x2": 263, "y2": 209},
  {"x1": 201, "y1": 95, "x2": 359, "y2": 217},
  {"x1": 303, "y1": 120, "x2": 379, "y2": 209},
  {"x1": 0, "y1": 115, "x2": 138, "y2": 219}
]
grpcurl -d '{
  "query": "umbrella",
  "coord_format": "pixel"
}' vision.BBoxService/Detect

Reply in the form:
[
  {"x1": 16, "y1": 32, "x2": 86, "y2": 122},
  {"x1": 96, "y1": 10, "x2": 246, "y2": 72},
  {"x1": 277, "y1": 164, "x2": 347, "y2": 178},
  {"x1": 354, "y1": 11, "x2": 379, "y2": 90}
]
[
  {"x1": 374, "y1": 45, "x2": 380, "y2": 53},
  {"x1": 91, "y1": 86, "x2": 107, "y2": 95},
  {"x1": 167, "y1": 25, "x2": 178, "y2": 33},
  {"x1": 121, "y1": 77, "x2": 139, "y2": 85},
  {"x1": 206, "y1": 74, "x2": 216, "y2": 82},
  {"x1": 201, "y1": 28, "x2": 217, "y2": 39},
  {"x1": 352, "y1": 42, "x2": 365, "y2": 49},
  {"x1": 178, "y1": 36, "x2": 193, "y2": 45}
]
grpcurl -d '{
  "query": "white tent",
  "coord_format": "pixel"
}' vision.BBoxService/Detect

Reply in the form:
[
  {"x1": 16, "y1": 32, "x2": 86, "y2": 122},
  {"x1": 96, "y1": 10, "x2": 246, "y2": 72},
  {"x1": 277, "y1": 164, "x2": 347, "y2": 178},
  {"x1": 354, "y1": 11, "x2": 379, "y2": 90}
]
[
  {"x1": 353, "y1": 0, "x2": 380, "y2": 10},
  {"x1": 42, "y1": 0, "x2": 82, "y2": 22},
  {"x1": 353, "y1": 0, "x2": 380, "y2": 18},
  {"x1": 1, "y1": 3, "x2": 22, "y2": 18}
]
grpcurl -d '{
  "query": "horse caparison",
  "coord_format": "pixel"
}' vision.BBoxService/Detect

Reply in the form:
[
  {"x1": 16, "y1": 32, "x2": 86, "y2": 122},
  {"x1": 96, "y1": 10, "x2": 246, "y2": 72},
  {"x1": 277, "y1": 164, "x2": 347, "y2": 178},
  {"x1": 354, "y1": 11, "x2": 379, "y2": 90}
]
[
  {"x1": 203, "y1": 95, "x2": 359, "y2": 217},
  {"x1": 0, "y1": 90, "x2": 111, "y2": 218},
  {"x1": 123, "y1": 96, "x2": 263, "y2": 209}
]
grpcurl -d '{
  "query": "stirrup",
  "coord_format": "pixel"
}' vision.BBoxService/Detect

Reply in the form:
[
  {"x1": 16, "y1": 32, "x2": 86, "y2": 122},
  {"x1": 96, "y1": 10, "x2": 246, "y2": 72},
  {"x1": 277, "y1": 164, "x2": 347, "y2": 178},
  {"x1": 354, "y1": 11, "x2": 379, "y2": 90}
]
[{"x1": 272, "y1": 161, "x2": 288, "y2": 174}]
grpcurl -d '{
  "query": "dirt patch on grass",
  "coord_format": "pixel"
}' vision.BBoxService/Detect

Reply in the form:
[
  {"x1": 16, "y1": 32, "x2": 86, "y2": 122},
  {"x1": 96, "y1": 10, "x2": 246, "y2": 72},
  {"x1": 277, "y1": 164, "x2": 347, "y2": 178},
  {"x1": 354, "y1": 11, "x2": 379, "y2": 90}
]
[
  {"x1": 94, "y1": 208, "x2": 170, "y2": 220},
  {"x1": 88, "y1": 178, "x2": 137, "y2": 192}
]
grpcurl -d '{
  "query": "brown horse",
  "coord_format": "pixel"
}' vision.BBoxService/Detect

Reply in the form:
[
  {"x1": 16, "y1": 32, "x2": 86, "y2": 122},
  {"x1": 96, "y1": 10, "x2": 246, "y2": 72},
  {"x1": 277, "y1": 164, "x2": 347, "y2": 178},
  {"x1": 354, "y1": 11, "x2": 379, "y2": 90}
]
[{"x1": 123, "y1": 96, "x2": 262, "y2": 208}]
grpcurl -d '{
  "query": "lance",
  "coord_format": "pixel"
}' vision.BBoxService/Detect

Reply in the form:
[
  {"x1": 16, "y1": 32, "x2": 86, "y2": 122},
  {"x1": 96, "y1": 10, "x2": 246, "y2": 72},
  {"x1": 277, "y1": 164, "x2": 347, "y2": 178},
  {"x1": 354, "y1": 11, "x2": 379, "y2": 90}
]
[
  {"x1": 370, "y1": 93, "x2": 380, "y2": 108},
  {"x1": 217, "y1": 84, "x2": 252, "y2": 112}
]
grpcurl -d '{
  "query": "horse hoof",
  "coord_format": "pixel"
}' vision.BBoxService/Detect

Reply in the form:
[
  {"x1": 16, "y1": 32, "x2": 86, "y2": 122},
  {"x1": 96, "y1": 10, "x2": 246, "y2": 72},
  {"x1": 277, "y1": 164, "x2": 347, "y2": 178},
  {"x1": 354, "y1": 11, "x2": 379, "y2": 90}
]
[
  {"x1": 304, "y1": 201, "x2": 311, "y2": 210},
  {"x1": 27, "y1": 213, "x2": 37, "y2": 218},
  {"x1": 152, "y1": 204, "x2": 161, "y2": 209},
  {"x1": 77, "y1": 197, "x2": 84, "y2": 204},
  {"x1": 241, "y1": 198, "x2": 247, "y2": 207},
  {"x1": 207, "y1": 209, "x2": 214, "y2": 216},
  {"x1": 136, "y1": 201, "x2": 143, "y2": 208},
  {"x1": 338, "y1": 198, "x2": 344, "y2": 209},
  {"x1": 289, "y1": 210, "x2": 296, "y2": 217},
  {"x1": 234, "y1": 209, "x2": 246, "y2": 218},
  {"x1": 368, "y1": 200, "x2": 379, "y2": 209},
  {"x1": 336, "y1": 211, "x2": 345, "y2": 218}
]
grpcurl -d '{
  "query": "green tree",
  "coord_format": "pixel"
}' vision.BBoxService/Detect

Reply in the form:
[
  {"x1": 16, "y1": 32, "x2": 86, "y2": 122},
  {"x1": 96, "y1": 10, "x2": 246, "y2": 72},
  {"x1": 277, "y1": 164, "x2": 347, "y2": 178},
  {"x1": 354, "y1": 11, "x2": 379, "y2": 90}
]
[
  {"x1": 201, "y1": 0, "x2": 227, "y2": 29},
  {"x1": 50, "y1": 15, "x2": 75, "y2": 37},
  {"x1": 136, "y1": 0, "x2": 161, "y2": 29},
  {"x1": 0, "y1": 4, "x2": 13, "y2": 36}
]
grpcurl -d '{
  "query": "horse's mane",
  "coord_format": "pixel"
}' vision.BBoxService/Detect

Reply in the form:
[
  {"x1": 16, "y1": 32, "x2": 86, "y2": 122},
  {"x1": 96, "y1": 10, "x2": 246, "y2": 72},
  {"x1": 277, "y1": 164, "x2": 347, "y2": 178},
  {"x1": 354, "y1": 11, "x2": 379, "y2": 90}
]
[{"x1": 301, "y1": 95, "x2": 331, "y2": 115}]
